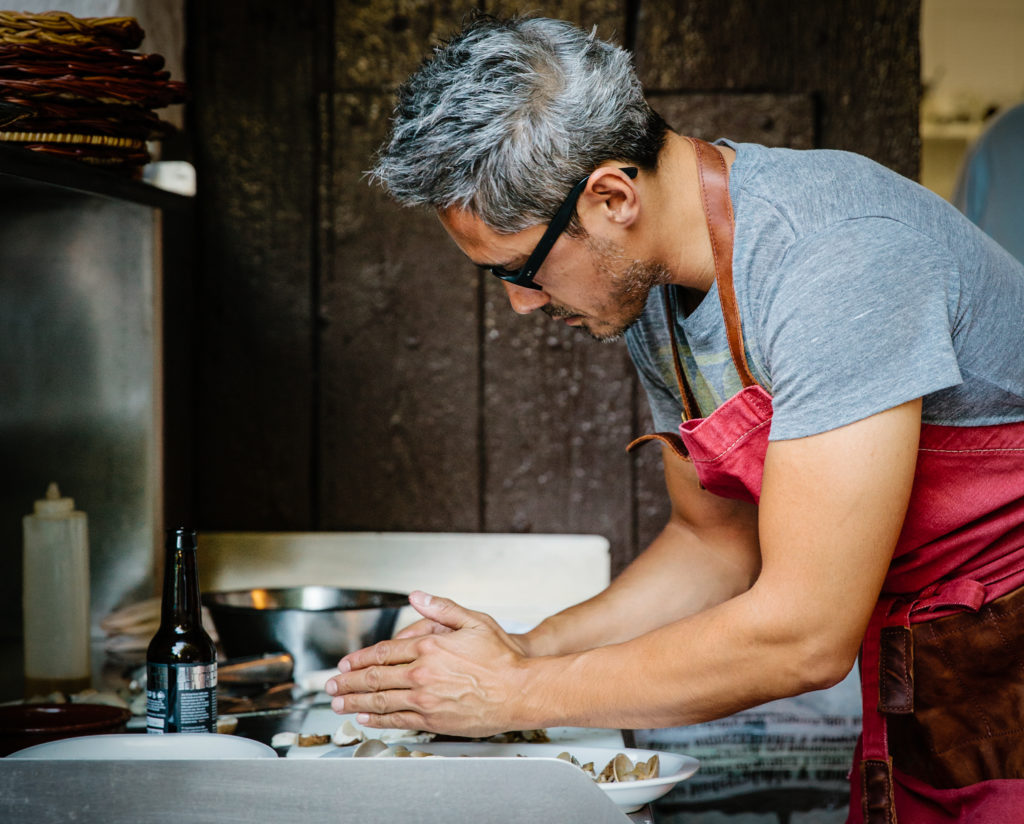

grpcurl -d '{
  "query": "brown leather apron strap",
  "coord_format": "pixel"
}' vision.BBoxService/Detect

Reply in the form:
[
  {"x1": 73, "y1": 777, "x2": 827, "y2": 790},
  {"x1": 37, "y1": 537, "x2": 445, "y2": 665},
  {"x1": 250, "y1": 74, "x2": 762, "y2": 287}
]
[
  {"x1": 663, "y1": 288, "x2": 700, "y2": 421},
  {"x1": 687, "y1": 137, "x2": 757, "y2": 389},
  {"x1": 629, "y1": 138, "x2": 757, "y2": 456},
  {"x1": 862, "y1": 759, "x2": 898, "y2": 824}
]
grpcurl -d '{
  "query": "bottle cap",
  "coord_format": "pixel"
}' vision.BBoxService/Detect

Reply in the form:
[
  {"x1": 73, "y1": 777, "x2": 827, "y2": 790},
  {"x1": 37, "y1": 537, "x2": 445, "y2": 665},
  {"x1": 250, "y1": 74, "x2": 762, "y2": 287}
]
[
  {"x1": 166, "y1": 527, "x2": 198, "y2": 550},
  {"x1": 34, "y1": 482, "x2": 74, "y2": 516}
]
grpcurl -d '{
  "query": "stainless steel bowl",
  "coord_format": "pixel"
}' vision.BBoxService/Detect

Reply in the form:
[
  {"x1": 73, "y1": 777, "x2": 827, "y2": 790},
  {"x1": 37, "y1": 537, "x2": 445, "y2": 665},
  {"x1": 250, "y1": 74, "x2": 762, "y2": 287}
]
[{"x1": 202, "y1": 586, "x2": 408, "y2": 678}]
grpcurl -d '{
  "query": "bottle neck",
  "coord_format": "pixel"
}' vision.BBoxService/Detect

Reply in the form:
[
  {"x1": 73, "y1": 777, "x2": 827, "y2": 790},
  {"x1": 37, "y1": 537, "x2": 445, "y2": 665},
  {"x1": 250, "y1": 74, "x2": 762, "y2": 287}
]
[{"x1": 160, "y1": 543, "x2": 203, "y2": 630}]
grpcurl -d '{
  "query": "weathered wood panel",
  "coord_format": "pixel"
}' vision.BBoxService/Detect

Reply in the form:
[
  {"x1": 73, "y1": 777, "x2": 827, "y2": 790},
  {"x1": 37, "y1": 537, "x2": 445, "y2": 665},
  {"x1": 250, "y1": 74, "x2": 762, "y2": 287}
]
[
  {"x1": 321, "y1": 1, "x2": 484, "y2": 530},
  {"x1": 635, "y1": 0, "x2": 920, "y2": 177},
  {"x1": 486, "y1": 0, "x2": 628, "y2": 43},
  {"x1": 481, "y1": 280, "x2": 638, "y2": 554},
  {"x1": 319, "y1": 92, "x2": 483, "y2": 530},
  {"x1": 188, "y1": 0, "x2": 320, "y2": 527},
  {"x1": 651, "y1": 93, "x2": 816, "y2": 148},
  {"x1": 336, "y1": 0, "x2": 481, "y2": 90}
]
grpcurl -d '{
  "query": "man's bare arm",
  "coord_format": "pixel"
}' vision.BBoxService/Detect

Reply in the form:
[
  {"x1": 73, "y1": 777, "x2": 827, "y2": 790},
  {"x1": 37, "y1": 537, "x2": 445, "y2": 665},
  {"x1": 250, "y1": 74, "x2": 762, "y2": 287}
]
[{"x1": 520, "y1": 445, "x2": 761, "y2": 656}]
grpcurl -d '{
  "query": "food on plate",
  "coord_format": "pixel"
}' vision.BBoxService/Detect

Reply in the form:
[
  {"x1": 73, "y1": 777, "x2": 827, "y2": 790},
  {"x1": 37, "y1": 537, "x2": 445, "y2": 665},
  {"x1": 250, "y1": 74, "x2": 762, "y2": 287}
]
[
  {"x1": 352, "y1": 739, "x2": 435, "y2": 758},
  {"x1": 278, "y1": 720, "x2": 554, "y2": 753},
  {"x1": 332, "y1": 718, "x2": 435, "y2": 746},
  {"x1": 554, "y1": 750, "x2": 662, "y2": 783},
  {"x1": 487, "y1": 729, "x2": 550, "y2": 743},
  {"x1": 271, "y1": 732, "x2": 297, "y2": 749},
  {"x1": 345, "y1": 741, "x2": 662, "y2": 784}
]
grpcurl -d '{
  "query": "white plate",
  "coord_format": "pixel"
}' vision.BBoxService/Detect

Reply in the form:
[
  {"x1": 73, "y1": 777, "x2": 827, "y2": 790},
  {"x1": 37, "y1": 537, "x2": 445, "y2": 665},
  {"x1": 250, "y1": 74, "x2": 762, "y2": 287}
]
[
  {"x1": 321, "y1": 741, "x2": 699, "y2": 813},
  {"x1": 285, "y1": 708, "x2": 627, "y2": 758},
  {"x1": 8, "y1": 733, "x2": 277, "y2": 760}
]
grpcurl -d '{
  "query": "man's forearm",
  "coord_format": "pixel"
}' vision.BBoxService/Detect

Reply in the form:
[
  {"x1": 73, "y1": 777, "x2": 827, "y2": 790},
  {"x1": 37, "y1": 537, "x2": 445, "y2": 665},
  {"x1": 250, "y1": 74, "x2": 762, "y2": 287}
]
[{"x1": 521, "y1": 513, "x2": 760, "y2": 657}]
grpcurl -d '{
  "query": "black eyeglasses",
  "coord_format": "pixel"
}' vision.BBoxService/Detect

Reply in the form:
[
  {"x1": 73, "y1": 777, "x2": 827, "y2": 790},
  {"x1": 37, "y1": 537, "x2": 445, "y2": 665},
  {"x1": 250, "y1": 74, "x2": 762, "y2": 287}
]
[{"x1": 482, "y1": 166, "x2": 639, "y2": 291}]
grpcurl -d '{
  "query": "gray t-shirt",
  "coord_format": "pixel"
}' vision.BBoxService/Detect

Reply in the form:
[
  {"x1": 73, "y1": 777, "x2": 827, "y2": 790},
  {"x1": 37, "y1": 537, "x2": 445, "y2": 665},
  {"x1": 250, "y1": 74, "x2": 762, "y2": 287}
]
[{"x1": 625, "y1": 141, "x2": 1024, "y2": 441}]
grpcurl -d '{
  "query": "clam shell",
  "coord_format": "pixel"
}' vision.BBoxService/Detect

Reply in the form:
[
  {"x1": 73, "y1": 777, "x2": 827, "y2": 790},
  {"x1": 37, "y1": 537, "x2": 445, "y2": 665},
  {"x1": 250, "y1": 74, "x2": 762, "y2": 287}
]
[
  {"x1": 352, "y1": 738, "x2": 390, "y2": 758},
  {"x1": 612, "y1": 752, "x2": 636, "y2": 782}
]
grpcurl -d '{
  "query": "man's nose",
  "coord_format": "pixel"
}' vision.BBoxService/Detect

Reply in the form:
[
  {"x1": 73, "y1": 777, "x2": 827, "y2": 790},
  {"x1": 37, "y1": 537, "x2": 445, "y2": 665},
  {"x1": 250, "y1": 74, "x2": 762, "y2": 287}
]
[{"x1": 503, "y1": 281, "x2": 550, "y2": 314}]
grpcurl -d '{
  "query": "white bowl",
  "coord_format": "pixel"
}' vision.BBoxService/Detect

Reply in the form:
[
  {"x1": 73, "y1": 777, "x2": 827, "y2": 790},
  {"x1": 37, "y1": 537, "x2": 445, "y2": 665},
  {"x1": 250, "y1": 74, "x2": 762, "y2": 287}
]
[
  {"x1": 8, "y1": 732, "x2": 277, "y2": 760},
  {"x1": 322, "y1": 741, "x2": 698, "y2": 813}
]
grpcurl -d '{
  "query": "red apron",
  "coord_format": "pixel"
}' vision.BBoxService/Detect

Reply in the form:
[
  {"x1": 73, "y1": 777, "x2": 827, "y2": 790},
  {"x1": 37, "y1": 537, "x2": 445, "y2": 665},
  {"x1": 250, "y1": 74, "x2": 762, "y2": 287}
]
[{"x1": 631, "y1": 138, "x2": 1024, "y2": 822}]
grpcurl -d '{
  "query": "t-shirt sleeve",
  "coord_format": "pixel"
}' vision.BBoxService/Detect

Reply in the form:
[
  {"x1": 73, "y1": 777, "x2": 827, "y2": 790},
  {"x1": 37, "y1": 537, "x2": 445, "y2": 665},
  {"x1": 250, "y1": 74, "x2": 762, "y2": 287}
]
[{"x1": 759, "y1": 217, "x2": 964, "y2": 440}]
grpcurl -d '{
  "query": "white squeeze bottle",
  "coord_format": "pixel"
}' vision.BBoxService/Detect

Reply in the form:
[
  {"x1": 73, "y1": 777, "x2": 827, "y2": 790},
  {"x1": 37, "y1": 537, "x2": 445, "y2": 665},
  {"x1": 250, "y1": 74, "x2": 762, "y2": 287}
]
[{"x1": 22, "y1": 483, "x2": 91, "y2": 696}]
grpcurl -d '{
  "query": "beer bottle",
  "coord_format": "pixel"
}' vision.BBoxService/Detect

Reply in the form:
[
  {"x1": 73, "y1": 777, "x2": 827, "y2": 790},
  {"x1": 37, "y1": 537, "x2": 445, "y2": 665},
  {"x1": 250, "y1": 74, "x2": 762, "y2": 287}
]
[{"x1": 146, "y1": 527, "x2": 217, "y2": 733}]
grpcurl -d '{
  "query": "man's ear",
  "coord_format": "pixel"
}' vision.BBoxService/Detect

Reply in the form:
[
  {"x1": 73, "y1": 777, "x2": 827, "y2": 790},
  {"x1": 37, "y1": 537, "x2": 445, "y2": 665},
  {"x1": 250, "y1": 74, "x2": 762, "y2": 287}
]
[{"x1": 581, "y1": 166, "x2": 640, "y2": 229}]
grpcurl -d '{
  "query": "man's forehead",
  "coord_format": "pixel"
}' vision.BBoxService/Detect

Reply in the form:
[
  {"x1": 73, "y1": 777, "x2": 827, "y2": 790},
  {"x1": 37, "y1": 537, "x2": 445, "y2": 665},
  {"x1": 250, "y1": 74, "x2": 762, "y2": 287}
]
[
  {"x1": 438, "y1": 206, "x2": 534, "y2": 263},
  {"x1": 438, "y1": 204, "x2": 486, "y2": 236}
]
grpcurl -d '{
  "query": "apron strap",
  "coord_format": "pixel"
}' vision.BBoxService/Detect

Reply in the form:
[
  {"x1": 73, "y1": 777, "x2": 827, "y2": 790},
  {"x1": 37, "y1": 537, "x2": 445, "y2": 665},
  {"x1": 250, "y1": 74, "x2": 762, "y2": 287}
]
[
  {"x1": 626, "y1": 430, "x2": 691, "y2": 460},
  {"x1": 687, "y1": 137, "x2": 757, "y2": 389},
  {"x1": 661, "y1": 139, "x2": 760, "y2": 429},
  {"x1": 662, "y1": 288, "x2": 701, "y2": 421},
  {"x1": 861, "y1": 598, "x2": 899, "y2": 824}
]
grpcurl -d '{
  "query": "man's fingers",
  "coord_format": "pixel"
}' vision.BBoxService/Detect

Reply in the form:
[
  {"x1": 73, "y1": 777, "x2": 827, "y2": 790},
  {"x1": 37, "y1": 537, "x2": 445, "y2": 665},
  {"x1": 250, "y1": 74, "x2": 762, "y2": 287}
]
[
  {"x1": 329, "y1": 687, "x2": 421, "y2": 723},
  {"x1": 393, "y1": 617, "x2": 451, "y2": 640},
  {"x1": 408, "y1": 590, "x2": 485, "y2": 631},
  {"x1": 336, "y1": 637, "x2": 417, "y2": 675},
  {"x1": 329, "y1": 662, "x2": 413, "y2": 697},
  {"x1": 352, "y1": 710, "x2": 426, "y2": 731}
]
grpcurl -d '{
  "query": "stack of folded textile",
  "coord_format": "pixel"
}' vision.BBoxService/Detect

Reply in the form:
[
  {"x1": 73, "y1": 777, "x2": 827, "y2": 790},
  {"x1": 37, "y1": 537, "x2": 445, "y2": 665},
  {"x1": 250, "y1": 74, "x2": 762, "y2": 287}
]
[{"x1": 0, "y1": 10, "x2": 186, "y2": 173}]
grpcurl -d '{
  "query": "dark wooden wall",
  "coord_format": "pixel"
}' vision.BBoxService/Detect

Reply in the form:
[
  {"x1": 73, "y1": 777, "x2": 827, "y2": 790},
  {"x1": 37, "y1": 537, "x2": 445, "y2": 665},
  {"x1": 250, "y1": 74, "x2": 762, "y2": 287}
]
[{"x1": 184, "y1": 0, "x2": 920, "y2": 575}]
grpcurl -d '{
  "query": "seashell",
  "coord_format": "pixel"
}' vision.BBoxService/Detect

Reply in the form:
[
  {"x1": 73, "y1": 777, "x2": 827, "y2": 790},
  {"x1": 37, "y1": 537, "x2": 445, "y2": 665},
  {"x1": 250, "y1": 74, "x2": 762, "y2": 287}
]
[
  {"x1": 270, "y1": 732, "x2": 297, "y2": 749},
  {"x1": 612, "y1": 752, "x2": 635, "y2": 782},
  {"x1": 332, "y1": 719, "x2": 362, "y2": 746},
  {"x1": 334, "y1": 716, "x2": 434, "y2": 745},
  {"x1": 352, "y1": 738, "x2": 390, "y2": 758},
  {"x1": 555, "y1": 751, "x2": 582, "y2": 767},
  {"x1": 596, "y1": 757, "x2": 618, "y2": 783},
  {"x1": 487, "y1": 728, "x2": 551, "y2": 743},
  {"x1": 640, "y1": 754, "x2": 660, "y2": 780}
]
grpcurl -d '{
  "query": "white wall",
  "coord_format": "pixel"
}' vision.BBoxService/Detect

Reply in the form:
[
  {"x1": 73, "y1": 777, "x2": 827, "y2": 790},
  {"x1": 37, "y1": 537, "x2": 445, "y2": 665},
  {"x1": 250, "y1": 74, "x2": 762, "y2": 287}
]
[{"x1": 920, "y1": 0, "x2": 1024, "y2": 199}]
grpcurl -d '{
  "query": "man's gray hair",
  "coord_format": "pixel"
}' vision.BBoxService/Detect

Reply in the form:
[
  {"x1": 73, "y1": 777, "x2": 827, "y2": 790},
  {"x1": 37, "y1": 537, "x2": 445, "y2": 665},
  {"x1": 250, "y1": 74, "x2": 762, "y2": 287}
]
[{"x1": 370, "y1": 15, "x2": 668, "y2": 234}]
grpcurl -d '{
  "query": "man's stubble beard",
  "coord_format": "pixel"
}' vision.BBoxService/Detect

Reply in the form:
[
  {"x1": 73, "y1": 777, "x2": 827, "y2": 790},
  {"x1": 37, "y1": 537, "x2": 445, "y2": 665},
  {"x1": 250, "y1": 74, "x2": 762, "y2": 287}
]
[{"x1": 543, "y1": 237, "x2": 671, "y2": 343}]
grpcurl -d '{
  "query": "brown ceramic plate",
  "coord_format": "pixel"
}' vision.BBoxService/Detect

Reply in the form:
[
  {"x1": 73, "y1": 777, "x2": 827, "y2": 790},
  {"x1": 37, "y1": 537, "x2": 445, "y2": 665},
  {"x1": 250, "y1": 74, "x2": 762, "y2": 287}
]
[{"x1": 0, "y1": 703, "x2": 132, "y2": 757}]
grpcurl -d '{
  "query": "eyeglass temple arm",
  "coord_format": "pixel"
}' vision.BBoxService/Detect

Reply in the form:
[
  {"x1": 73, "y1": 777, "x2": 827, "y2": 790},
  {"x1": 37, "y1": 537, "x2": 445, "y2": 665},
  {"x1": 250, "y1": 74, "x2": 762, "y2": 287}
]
[{"x1": 516, "y1": 166, "x2": 639, "y2": 283}]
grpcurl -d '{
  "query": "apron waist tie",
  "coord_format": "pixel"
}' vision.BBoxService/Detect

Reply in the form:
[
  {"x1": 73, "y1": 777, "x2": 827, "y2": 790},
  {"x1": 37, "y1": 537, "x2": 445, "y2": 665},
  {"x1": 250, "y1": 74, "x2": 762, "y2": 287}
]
[{"x1": 859, "y1": 578, "x2": 987, "y2": 824}]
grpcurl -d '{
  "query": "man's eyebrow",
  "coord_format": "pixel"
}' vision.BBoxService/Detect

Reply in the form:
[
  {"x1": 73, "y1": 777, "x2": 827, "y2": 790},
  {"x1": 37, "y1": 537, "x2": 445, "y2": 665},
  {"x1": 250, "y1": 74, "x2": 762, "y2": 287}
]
[{"x1": 474, "y1": 260, "x2": 518, "y2": 271}]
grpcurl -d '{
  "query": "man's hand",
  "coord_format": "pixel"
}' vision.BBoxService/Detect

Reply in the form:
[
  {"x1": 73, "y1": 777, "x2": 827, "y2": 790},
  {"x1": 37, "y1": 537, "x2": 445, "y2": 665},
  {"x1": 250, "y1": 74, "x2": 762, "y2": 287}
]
[
  {"x1": 394, "y1": 615, "x2": 537, "y2": 657},
  {"x1": 325, "y1": 591, "x2": 531, "y2": 737}
]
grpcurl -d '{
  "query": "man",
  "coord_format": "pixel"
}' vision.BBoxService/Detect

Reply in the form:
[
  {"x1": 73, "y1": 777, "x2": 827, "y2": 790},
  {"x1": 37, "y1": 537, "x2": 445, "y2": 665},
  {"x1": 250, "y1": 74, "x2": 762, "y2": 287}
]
[{"x1": 326, "y1": 15, "x2": 1024, "y2": 822}]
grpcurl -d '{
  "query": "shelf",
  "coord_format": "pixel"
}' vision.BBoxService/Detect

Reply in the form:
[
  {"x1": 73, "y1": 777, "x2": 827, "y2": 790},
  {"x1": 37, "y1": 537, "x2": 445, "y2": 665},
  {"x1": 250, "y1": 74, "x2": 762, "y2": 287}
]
[
  {"x1": 920, "y1": 120, "x2": 985, "y2": 142},
  {"x1": 0, "y1": 143, "x2": 192, "y2": 211}
]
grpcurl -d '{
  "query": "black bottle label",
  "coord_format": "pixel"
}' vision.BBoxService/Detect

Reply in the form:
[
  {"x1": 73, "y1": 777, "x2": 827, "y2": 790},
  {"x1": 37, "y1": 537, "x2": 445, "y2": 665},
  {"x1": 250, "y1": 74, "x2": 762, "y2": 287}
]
[{"x1": 146, "y1": 662, "x2": 217, "y2": 733}]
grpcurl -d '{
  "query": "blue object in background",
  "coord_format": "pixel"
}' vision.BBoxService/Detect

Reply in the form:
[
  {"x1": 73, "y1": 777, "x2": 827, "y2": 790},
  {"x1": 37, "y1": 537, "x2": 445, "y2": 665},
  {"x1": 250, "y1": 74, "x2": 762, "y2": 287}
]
[{"x1": 953, "y1": 102, "x2": 1024, "y2": 264}]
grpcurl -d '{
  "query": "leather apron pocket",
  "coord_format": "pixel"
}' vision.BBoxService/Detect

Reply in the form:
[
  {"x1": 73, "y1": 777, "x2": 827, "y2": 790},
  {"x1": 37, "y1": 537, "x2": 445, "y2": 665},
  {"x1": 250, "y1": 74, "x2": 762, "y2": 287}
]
[{"x1": 887, "y1": 584, "x2": 1024, "y2": 789}]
